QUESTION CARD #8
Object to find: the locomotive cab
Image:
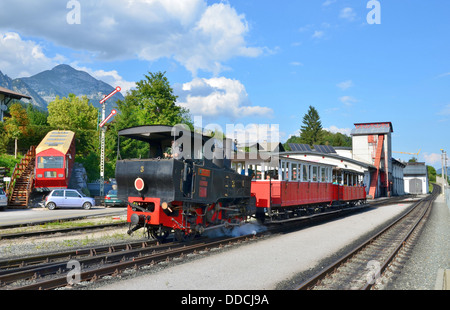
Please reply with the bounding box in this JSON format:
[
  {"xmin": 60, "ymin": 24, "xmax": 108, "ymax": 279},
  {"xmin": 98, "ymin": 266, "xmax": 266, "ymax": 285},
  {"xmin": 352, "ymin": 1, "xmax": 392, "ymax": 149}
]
[{"xmin": 115, "ymin": 125, "xmax": 254, "ymax": 242}]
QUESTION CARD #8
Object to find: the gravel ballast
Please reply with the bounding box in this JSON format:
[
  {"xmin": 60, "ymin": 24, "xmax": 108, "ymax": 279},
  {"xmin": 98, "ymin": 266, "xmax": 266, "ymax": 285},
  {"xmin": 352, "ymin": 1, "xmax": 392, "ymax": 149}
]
[
  {"xmin": 386, "ymin": 194, "xmax": 450, "ymax": 290},
  {"xmin": 97, "ymin": 202, "xmax": 419, "ymax": 290}
]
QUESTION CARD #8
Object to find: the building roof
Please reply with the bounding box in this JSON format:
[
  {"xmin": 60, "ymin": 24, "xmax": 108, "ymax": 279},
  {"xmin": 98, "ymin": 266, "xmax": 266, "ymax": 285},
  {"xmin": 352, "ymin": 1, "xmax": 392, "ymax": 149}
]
[
  {"xmin": 404, "ymin": 162, "xmax": 428, "ymax": 176},
  {"xmin": 351, "ymin": 122, "xmax": 393, "ymax": 136},
  {"xmin": 280, "ymin": 150, "xmax": 376, "ymax": 170},
  {"xmin": 0, "ymin": 86, "xmax": 31, "ymax": 100},
  {"xmin": 404, "ymin": 162, "xmax": 427, "ymax": 175},
  {"xmin": 392, "ymin": 158, "xmax": 407, "ymax": 168},
  {"xmin": 36, "ymin": 130, "xmax": 75, "ymax": 155}
]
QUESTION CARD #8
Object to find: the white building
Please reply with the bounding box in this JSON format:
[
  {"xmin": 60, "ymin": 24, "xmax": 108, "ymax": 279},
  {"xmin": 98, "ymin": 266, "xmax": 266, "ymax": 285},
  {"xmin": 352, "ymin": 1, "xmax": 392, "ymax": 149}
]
[{"xmin": 404, "ymin": 162, "xmax": 429, "ymax": 194}]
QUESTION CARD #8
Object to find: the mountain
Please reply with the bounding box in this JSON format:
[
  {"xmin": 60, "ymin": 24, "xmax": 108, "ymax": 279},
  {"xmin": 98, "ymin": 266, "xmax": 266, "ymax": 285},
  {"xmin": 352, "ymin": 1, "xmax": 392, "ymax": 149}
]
[
  {"xmin": 20, "ymin": 64, "xmax": 124, "ymax": 110},
  {"xmin": 0, "ymin": 70, "xmax": 48, "ymax": 109},
  {"xmin": 0, "ymin": 65, "xmax": 125, "ymax": 113},
  {"xmin": 436, "ymin": 167, "xmax": 450, "ymax": 176}
]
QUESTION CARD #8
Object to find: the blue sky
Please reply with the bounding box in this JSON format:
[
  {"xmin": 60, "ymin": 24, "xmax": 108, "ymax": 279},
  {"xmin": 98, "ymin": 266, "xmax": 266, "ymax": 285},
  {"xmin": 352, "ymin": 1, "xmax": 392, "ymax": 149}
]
[{"xmin": 0, "ymin": 0, "xmax": 449, "ymax": 168}]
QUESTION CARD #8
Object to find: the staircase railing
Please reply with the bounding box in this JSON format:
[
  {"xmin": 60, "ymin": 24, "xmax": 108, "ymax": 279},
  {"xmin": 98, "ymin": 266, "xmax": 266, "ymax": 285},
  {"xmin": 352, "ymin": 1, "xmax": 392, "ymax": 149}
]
[{"xmin": 7, "ymin": 146, "xmax": 36, "ymax": 205}]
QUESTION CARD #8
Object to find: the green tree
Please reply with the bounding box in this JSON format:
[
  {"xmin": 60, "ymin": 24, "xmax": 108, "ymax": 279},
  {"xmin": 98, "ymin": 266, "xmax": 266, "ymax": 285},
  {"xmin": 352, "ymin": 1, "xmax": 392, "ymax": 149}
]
[
  {"xmin": 4, "ymin": 103, "xmax": 30, "ymax": 158},
  {"xmin": 107, "ymin": 71, "xmax": 192, "ymax": 162},
  {"xmin": 408, "ymin": 157, "xmax": 418, "ymax": 163},
  {"xmin": 114, "ymin": 72, "xmax": 191, "ymax": 129},
  {"xmin": 47, "ymin": 94, "xmax": 99, "ymax": 157},
  {"xmin": 26, "ymin": 103, "xmax": 48, "ymax": 126},
  {"xmin": 47, "ymin": 94, "xmax": 97, "ymax": 130},
  {"xmin": 299, "ymin": 106, "xmax": 324, "ymax": 147},
  {"xmin": 427, "ymin": 165, "xmax": 436, "ymax": 183}
]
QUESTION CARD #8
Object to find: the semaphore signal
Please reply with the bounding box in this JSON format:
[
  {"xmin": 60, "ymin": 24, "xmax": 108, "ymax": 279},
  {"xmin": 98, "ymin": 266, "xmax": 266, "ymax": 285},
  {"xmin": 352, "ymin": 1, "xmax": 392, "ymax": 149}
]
[{"xmin": 99, "ymin": 86, "xmax": 121, "ymax": 197}]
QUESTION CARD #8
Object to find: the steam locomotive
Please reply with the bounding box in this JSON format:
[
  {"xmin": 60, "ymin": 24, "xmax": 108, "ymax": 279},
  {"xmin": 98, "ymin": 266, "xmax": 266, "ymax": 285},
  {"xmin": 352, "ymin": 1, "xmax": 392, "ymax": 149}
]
[{"xmin": 115, "ymin": 125, "xmax": 255, "ymax": 242}]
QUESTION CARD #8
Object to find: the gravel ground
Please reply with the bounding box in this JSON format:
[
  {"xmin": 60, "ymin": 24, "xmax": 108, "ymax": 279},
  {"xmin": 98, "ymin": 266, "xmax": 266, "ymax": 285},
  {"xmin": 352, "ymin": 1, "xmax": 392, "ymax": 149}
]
[
  {"xmin": 0, "ymin": 216, "xmax": 146, "ymax": 260},
  {"xmin": 386, "ymin": 194, "xmax": 450, "ymax": 290},
  {"xmin": 95, "ymin": 202, "xmax": 417, "ymax": 290},
  {"xmin": 3, "ymin": 196, "xmax": 445, "ymax": 291}
]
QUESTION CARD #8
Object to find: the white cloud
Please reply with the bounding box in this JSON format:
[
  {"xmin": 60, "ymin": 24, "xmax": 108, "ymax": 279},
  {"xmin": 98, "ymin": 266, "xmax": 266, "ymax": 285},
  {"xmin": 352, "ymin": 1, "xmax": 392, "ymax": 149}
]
[
  {"xmin": 312, "ymin": 30, "xmax": 325, "ymax": 39},
  {"xmin": 176, "ymin": 77, "xmax": 273, "ymax": 120},
  {"xmin": 337, "ymin": 80, "xmax": 354, "ymax": 90},
  {"xmin": 339, "ymin": 7, "xmax": 356, "ymax": 21},
  {"xmin": 230, "ymin": 123, "xmax": 281, "ymax": 145},
  {"xmin": 72, "ymin": 65, "xmax": 136, "ymax": 95},
  {"xmin": 0, "ymin": 0, "xmax": 263, "ymax": 76},
  {"xmin": 423, "ymin": 152, "xmax": 442, "ymax": 165},
  {"xmin": 0, "ymin": 32, "xmax": 65, "ymax": 78},
  {"xmin": 322, "ymin": 0, "xmax": 337, "ymax": 6},
  {"xmin": 325, "ymin": 125, "xmax": 352, "ymax": 136},
  {"xmin": 438, "ymin": 104, "xmax": 450, "ymax": 116},
  {"xmin": 339, "ymin": 96, "xmax": 358, "ymax": 106},
  {"xmin": 437, "ymin": 72, "xmax": 450, "ymax": 78},
  {"xmin": 290, "ymin": 61, "xmax": 303, "ymax": 66}
]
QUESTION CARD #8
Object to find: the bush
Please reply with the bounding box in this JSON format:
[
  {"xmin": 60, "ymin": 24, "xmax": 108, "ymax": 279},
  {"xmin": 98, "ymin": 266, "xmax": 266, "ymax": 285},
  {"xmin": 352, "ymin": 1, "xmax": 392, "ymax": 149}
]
[{"xmin": 0, "ymin": 154, "xmax": 22, "ymax": 176}]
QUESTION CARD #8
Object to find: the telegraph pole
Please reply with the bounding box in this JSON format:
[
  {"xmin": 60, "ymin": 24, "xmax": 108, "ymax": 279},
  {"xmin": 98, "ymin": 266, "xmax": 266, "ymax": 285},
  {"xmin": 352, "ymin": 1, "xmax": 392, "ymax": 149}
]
[
  {"xmin": 99, "ymin": 86, "xmax": 121, "ymax": 197},
  {"xmin": 441, "ymin": 149, "xmax": 446, "ymax": 196}
]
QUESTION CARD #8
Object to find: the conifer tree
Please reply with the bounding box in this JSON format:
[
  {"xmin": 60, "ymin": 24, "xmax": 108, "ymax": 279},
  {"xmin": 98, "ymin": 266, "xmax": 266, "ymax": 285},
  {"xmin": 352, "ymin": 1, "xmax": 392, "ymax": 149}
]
[{"xmin": 299, "ymin": 105, "xmax": 323, "ymax": 147}]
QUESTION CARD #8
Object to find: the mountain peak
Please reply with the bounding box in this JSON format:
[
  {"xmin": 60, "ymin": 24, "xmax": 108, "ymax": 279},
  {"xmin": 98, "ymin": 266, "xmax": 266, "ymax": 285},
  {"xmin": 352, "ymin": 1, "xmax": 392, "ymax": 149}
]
[
  {"xmin": 52, "ymin": 64, "xmax": 77, "ymax": 72},
  {"xmin": 19, "ymin": 65, "xmax": 124, "ymax": 111}
]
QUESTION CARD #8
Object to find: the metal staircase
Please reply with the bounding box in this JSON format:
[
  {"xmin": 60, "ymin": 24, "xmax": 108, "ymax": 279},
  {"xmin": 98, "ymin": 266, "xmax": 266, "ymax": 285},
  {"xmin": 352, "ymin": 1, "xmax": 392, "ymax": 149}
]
[{"xmin": 7, "ymin": 146, "xmax": 36, "ymax": 209}]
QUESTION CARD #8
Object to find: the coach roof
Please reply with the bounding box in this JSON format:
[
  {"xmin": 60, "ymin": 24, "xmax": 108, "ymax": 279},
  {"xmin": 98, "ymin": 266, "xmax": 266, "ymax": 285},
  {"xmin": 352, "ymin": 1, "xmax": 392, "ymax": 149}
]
[{"xmin": 36, "ymin": 130, "xmax": 75, "ymax": 155}]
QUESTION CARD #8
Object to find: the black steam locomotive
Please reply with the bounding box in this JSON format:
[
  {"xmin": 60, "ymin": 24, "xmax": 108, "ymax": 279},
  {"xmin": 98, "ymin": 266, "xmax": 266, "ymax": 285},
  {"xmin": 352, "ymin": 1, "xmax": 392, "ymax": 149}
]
[{"xmin": 115, "ymin": 125, "xmax": 255, "ymax": 241}]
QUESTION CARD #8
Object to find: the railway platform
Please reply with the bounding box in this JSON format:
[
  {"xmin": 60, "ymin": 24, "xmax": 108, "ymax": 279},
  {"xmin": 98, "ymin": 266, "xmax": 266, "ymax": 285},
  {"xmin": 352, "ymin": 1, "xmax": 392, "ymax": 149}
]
[{"xmin": 0, "ymin": 206, "xmax": 126, "ymax": 228}]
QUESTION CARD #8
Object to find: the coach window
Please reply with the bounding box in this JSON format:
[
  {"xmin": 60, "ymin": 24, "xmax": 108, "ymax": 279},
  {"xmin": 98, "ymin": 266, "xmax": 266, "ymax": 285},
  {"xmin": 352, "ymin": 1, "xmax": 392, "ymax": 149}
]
[
  {"xmin": 302, "ymin": 164, "xmax": 309, "ymax": 181},
  {"xmin": 255, "ymin": 164, "xmax": 262, "ymax": 180},
  {"xmin": 320, "ymin": 167, "xmax": 325, "ymax": 182},
  {"xmin": 312, "ymin": 166, "xmax": 318, "ymax": 182},
  {"xmin": 292, "ymin": 163, "xmax": 298, "ymax": 181}
]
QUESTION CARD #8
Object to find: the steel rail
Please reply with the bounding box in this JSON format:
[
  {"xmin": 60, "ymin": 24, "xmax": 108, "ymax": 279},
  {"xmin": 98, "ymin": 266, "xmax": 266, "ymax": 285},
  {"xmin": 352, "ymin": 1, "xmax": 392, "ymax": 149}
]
[
  {"xmin": 295, "ymin": 185, "xmax": 440, "ymax": 290},
  {"xmin": 11, "ymin": 235, "xmax": 254, "ymax": 290}
]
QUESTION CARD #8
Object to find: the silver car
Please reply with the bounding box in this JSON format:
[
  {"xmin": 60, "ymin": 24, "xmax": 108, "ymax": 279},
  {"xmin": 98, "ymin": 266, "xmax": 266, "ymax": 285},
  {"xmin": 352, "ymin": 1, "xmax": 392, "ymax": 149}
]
[
  {"xmin": 0, "ymin": 189, "xmax": 7, "ymax": 210},
  {"xmin": 45, "ymin": 189, "xmax": 95, "ymax": 210}
]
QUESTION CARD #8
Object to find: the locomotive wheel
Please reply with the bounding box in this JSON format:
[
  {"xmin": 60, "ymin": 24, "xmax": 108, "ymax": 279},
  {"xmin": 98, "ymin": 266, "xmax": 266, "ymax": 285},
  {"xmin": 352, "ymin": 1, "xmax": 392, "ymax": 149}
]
[
  {"xmin": 205, "ymin": 203, "xmax": 220, "ymax": 224},
  {"xmin": 148, "ymin": 227, "xmax": 170, "ymax": 242},
  {"xmin": 174, "ymin": 229, "xmax": 196, "ymax": 242}
]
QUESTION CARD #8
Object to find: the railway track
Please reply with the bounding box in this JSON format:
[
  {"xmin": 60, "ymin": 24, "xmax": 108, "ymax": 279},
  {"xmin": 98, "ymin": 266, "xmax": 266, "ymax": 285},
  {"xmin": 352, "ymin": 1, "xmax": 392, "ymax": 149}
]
[
  {"xmin": 295, "ymin": 185, "xmax": 440, "ymax": 290},
  {"xmin": 0, "ymin": 194, "xmax": 423, "ymax": 290},
  {"xmin": 0, "ymin": 234, "xmax": 256, "ymax": 290}
]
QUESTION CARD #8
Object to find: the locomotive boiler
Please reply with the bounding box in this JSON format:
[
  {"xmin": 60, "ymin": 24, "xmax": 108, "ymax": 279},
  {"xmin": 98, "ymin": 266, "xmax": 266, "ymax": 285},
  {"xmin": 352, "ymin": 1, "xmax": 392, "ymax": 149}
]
[{"xmin": 115, "ymin": 125, "xmax": 255, "ymax": 242}]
